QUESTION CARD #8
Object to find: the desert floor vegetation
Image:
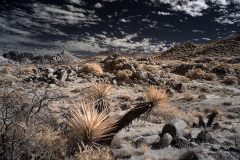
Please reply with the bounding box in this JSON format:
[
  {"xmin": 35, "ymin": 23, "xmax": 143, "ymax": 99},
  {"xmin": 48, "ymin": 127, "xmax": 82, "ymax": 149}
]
[{"xmin": 1, "ymin": 47, "xmax": 240, "ymax": 159}]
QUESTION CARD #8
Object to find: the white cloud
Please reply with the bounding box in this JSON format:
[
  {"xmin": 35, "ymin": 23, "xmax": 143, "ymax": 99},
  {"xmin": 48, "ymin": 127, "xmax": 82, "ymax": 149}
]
[
  {"xmin": 157, "ymin": 12, "xmax": 172, "ymax": 15},
  {"xmin": 192, "ymin": 30, "xmax": 205, "ymax": 33},
  {"xmin": 69, "ymin": 0, "xmax": 86, "ymax": 5},
  {"xmin": 119, "ymin": 18, "xmax": 130, "ymax": 22},
  {"xmin": 210, "ymin": 0, "xmax": 229, "ymax": 5},
  {"xmin": 94, "ymin": 3, "xmax": 103, "ymax": 8},
  {"xmin": 202, "ymin": 38, "xmax": 211, "ymax": 41},
  {"xmin": 147, "ymin": 0, "xmax": 209, "ymax": 17},
  {"xmin": 101, "ymin": 0, "xmax": 117, "ymax": 2}
]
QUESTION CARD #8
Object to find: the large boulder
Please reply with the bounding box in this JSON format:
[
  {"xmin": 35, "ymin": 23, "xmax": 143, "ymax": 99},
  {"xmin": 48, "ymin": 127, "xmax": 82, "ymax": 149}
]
[{"xmin": 162, "ymin": 119, "xmax": 188, "ymax": 138}]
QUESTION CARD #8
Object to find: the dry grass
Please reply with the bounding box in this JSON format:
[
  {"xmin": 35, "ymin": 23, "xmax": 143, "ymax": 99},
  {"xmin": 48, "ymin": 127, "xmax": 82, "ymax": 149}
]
[
  {"xmin": 0, "ymin": 65, "xmax": 14, "ymax": 74},
  {"xmin": 182, "ymin": 90, "xmax": 196, "ymax": 101},
  {"xmin": 67, "ymin": 101, "xmax": 116, "ymax": 146},
  {"xmin": 221, "ymin": 75, "xmax": 237, "ymax": 85},
  {"xmin": 153, "ymin": 106, "xmax": 197, "ymax": 124},
  {"xmin": 74, "ymin": 144, "xmax": 112, "ymax": 160},
  {"xmin": 79, "ymin": 63, "xmax": 103, "ymax": 76},
  {"xmin": 143, "ymin": 86, "xmax": 168, "ymax": 107},
  {"xmin": 0, "ymin": 74, "xmax": 20, "ymax": 83},
  {"xmin": 17, "ymin": 66, "xmax": 34, "ymax": 75},
  {"xmin": 116, "ymin": 69, "xmax": 132, "ymax": 80},
  {"xmin": 204, "ymin": 106, "xmax": 223, "ymax": 116},
  {"xmin": 136, "ymin": 143, "xmax": 150, "ymax": 155}
]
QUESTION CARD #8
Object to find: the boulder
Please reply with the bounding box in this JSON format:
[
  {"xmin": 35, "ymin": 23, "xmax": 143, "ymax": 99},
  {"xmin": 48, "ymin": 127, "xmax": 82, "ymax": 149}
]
[
  {"xmin": 133, "ymin": 135, "xmax": 160, "ymax": 147},
  {"xmin": 162, "ymin": 119, "xmax": 188, "ymax": 138}
]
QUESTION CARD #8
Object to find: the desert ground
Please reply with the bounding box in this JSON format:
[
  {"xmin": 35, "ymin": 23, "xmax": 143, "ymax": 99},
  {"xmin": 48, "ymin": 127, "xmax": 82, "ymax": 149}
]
[{"xmin": 0, "ymin": 34, "xmax": 240, "ymax": 160}]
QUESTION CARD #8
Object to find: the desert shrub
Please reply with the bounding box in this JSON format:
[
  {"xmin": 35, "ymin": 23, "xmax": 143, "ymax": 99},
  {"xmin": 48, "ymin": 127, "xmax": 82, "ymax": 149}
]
[
  {"xmin": 221, "ymin": 75, "xmax": 237, "ymax": 85},
  {"xmin": 186, "ymin": 68, "xmax": 217, "ymax": 81},
  {"xmin": 142, "ymin": 64, "xmax": 156, "ymax": 72},
  {"xmin": 185, "ymin": 68, "xmax": 205, "ymax": 80},
  {"xmin": 67, "ymin": 101, "xmax": 116, "ymax": 147},
  {"xmin": 115, "ymin": 57, "xmax": 128, "ymax": 63},
  {"xmin": 0, "ymin": 86, "xmax": 67, "ymax": 159},
  {"xmin": 87, "ymin": 81, "xmax": 113, "ymax": 112},
  {"xmin": 79, "ymin": 63, "xmax": 103, "ymax": 76},
  {"xmin": 116, "ymin": 69, "xmax": 132, "ymax": 80},
  {"xmin": 130, "ymin": 60, "xmax": 140, "ymax": 69},
  {"xmin": 203, "ymin": 73, "xmax": 217, "ymax": 81}
]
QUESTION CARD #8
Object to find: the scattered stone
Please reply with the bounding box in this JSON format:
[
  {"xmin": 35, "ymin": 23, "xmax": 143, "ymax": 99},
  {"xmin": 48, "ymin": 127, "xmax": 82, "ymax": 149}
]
[
  {"xmin": 166, "ymin": 88, "xmax": 174, "ymax": 97},
  {"xmin": 159, "ymin": 133, "xmax": 173, "ymax": 149},
  {"xmin": 173, "ymin": 83, "xmax": 186, "ymax": 93},
  {"xmin": 49, "ymin": 84, "xmax": 56, "ymax": 88},
  {"xmin": 120, "ymin": 103, "xmax": 131, "ymax": 110},
  {"xmin": 212, "ymin": 123, "xmax": 220, "ymax": 129},
  {"xmin": 60, "ymin": 70, "xmax": 68, "ymax": 82},
  {"xmin": 133, "ymin": 135, "xmax": 160, "ymax": 147},
  {"xmin": 226, "ymin": 134, "xmax": 240, "ymax": 140},
  {"xmin": 124, "ymin": 78, "xmax": 133, "ymax": 84},
  {"xmin": 197, "ymin": 130, "xmax": 212, "ymax": 143}
]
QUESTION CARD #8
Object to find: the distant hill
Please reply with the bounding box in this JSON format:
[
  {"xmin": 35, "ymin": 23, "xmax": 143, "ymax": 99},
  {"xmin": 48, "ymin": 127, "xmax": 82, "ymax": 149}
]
[{"xmin": 157, "ymin": 33, "xmax": 240, "ymax": 60}]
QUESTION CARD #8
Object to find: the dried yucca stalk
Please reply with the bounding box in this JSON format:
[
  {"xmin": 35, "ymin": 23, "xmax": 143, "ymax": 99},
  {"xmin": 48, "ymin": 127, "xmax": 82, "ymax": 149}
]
[
  {"xmin": 67, "ymin": 101, "xmax": 116, "ymax": 146},
  {"xmin": 88, "ymin": 81, "xmax": 113, "ymax": 112}
]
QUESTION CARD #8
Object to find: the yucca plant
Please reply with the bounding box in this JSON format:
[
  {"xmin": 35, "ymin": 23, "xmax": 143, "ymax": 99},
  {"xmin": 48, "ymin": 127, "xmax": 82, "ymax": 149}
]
[
  {"xmin": 143, "ymin": 86, "xmax": 168, "ymax": 112},
  {"xmin": 88, "ymin": 81, "xmax": 113, "ymax": 113},
  {"xmin": 67, "ymin": 101, "xmax": 116, "ymax": 147},
  {"xmin": 104, "ymin": 86, "xmax": 168, "ymax": 144}
]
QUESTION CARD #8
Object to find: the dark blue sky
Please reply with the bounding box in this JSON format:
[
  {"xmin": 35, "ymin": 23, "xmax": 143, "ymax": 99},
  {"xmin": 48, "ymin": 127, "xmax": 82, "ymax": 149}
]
[{"xmin": 0, "ymin": 0, "xmax": 239, "ymax": 55}]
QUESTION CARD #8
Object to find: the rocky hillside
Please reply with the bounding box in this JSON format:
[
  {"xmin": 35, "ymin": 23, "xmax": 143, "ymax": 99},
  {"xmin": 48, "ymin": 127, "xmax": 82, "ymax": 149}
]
[{"xmin": 157, "ymin": 33, "xmax": 240, "ymax": 60}]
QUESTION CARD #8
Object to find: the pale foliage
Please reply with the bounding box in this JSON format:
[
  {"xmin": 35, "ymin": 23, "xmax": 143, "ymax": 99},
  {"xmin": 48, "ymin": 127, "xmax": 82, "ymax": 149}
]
[
  {"xmin": 143, "ymin": 86, "xmax": 168, "ymax": 107},
  {"xmin": 88, "ymin": 81, "xmax": 112, "ymax": 100},
  {"xmin": 80, "ymin": 63, "xmax": 103, "ymax": 76},
  {"xmin": 67, "ymin": 102, "xmax": 116, "ymax": 145}
]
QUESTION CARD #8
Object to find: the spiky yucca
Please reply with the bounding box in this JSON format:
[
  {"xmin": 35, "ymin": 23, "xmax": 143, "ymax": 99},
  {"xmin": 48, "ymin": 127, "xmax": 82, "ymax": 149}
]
[
  {"xmin": 143, "ymin": 86, "xmax": 168, "ymax": 110},
  {"xmin": 103, "ymin": 86, "xmax": 168, "ymax": 145},
  {"xmin": 67, "ymin": 102, "xmax": 116, "ymax": 146},
  {"xmin": 88, "ymin": 81, "xmax": 113, "ymax": 112}
]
